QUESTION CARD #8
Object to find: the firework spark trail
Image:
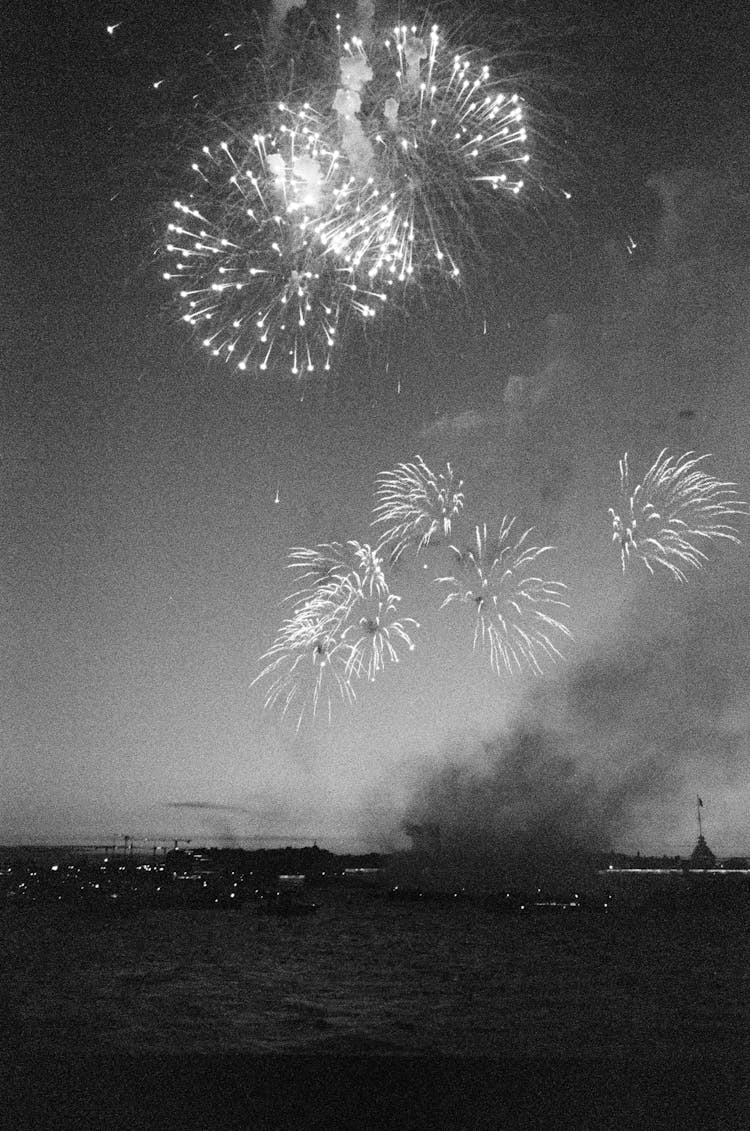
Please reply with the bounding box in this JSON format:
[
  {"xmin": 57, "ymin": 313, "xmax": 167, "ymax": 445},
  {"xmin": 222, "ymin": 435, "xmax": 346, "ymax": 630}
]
[
  {"xmin": 436, "ymin": 518, "xmax": 571, "ymax": 676},
  {"xmin": 318, "ymin": 22, "xmax": 530, "ymax": 288},
  {"xmin": 161, "ymin": 18, "xmax": 541, "ymax": 375},
  {"xmin": 372, "ymin": 456, "xmax": 465, "ymax": 562},
  {"xmin": 251, "ymin": 593, "xmax": 356, "ymax": 729},
  {"xmin": 162, "ymin": 106, "xmax": 388, "ymax": 377},
  {"xmin": 285, "ymin": 540, "xmax": 391, "ymax": 604},
  {"xmin": 254, "ymin": 540, "xmax": 418, "ymax": 725},
  {"xmin": 609, "ymin": 449, "xmax": 748, "ymax": 582},
  {"xmin": 341, "ymin": 589, "xmax": 418, "ymax": 682}
]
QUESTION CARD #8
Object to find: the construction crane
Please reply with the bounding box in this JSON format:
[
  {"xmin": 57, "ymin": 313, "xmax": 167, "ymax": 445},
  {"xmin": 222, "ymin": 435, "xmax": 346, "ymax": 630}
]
[{"xmin": 115, "ymin": 835, "xmax": 191, "ymax": 859}]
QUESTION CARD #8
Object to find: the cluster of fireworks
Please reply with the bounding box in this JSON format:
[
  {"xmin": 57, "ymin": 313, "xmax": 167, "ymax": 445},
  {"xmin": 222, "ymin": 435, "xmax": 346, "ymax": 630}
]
[
  {"xmin": 255, "ymin": 447, "xmax": 747, "ymax": 727},
  {"xmin": 162, "ymin": 6, "xmax": 531, "ymax": 376},
  {"xmin": 254, "ymin": 456, "xmax": 571, "ymax": 726},
  {"xmin": 609, "ymin": 449, "xmax": 748, "ymax": 583}
]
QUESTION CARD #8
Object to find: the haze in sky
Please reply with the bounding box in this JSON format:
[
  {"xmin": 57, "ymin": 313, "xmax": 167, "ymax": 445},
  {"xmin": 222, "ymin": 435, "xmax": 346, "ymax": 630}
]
[{"xmin": 3, "ymin": 0, "xmax": 749, "ymax": 855}]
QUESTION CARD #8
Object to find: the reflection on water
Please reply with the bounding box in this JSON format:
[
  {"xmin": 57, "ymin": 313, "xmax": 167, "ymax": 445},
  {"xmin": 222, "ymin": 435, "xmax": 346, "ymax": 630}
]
[{"xmin": 2, "ymin": 888, "xmax": 748, "ymax": 1058}]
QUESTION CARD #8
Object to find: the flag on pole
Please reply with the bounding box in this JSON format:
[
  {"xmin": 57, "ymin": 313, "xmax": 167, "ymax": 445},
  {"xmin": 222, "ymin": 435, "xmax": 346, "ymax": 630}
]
[{"xmin": 697, "ymin": 796, "xmax": 703, "ymax": 807}]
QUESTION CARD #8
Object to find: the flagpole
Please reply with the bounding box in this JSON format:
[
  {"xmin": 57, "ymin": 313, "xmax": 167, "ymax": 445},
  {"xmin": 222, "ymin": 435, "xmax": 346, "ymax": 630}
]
[{"xmin": 697, "ymin": 795, "xmax": 703, "ymax": 840}]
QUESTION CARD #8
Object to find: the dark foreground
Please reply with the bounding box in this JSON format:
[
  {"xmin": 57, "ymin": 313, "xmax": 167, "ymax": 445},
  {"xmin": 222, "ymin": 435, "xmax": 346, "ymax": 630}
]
[
  {"xmin": 5, "ymin": 1048, "xmax": 750, "ymax": 1130},
  {"xmin": 2, "ymin": 889, "xmax": 750, "ymax": 1128}
]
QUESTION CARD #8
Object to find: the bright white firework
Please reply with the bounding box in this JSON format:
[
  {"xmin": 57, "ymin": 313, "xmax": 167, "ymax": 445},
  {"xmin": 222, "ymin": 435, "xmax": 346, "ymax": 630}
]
[
  {"xmin": 286, "ymin": 539, "xmax": 390, "ymax": 603},
  {"xmin": 251, "ymin": 591, "xmax": 356, "ymax": 729},
  {"xmin": 340, "ymin": 587, "xmax": 418, "ymax": 682},
  {"xmin": 286, "ymin": 542, "xmax": 418, "ymax": 682},
  {"xmin": 162, "ymin": 105, "xmax": 388, "ymax": 377},
  {"xmin": 315, "ymin": 24, "xmax": 530, "ymax": 288},
  {"xmin": 254, "ymin": 539, "xmax": 418, "ymax": 725},
  {"xmin": 436, "ymin": 518, "xmax": 571, "ymax": 676},
  {"xmin": 609, "ymin": 449, "xmax": 748, "ymax": 583},
  {"xmin": 372, "ymin": 456, "xmax": 465, "ymax": 562}
]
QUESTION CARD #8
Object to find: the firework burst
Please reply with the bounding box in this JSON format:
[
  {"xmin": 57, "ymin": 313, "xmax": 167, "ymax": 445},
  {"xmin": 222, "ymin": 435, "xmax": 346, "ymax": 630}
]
[
  {"xmin": 162, "ymin": 104, "xmax": 389, "ymax": 377},
  {"xmin": 437, "ymin": 518, "xmax": 571, "ymax": 676},
  {"xmin": 251, "ymin": 594, "xmax": 356, "ymax": 728},
  {"xmin": 372, "ymin": 456, "xmax": 465, "ymax": 562},
  {"xmin": 316, "ymin": 23, "xmax": 530, "ymax": 288},
  {"xmin": 286, "ymin": 539, "xmax": 390, "ymax": 602},
  {"xmin": 609, "ymin": 449, "xmax": 748, "ymax": 582},
  {"xmin": 254, "ymin": 539, "xmax": 418, "ymax": 725}
]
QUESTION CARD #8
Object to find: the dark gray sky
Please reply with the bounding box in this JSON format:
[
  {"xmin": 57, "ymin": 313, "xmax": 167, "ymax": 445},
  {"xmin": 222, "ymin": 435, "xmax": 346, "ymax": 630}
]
[{"xmin": 3, "ymin": 0, "xmax": 749, "ymax": 852}]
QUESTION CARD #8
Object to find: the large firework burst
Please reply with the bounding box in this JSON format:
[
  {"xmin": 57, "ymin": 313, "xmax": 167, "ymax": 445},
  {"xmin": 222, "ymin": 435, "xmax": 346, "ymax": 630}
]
[
  {"xmin": 162, "ymin": 105, "xmax": 389, "ymax": 377},
  {"xmin": 317, "ymin": 23, "xmax": 530, "ymax": 289},
  {"xmin": 609, "ymin": 449, "xmax": 748, "ymax": 582},
  {"xmin": 372, "ymin": 455, "xmax": 465, "ymax": 562},
  {"xmin": 436, "ymin": 518, "xmax": 571, "ymax": 676}
]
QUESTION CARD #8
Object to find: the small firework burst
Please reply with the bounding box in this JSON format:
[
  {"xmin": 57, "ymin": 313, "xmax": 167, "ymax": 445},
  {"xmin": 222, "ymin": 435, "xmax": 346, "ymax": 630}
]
[
  {"xmin": 317, "ymin": 23, "xmax": 530, "ymax": 288},
  {"xmin": 372, "ymin": 456, "xmax": 465, "ymax": 562},
  {"xmin": 254, "ymin": 539, "xmax": 418, "ymax": 725},
  {"xmin": 609, "ymin": 449, "xmax": 748, "ymax": 582},
  {"xmin": 162, "ymin": 104, "xmax": 388, "ymax": 377},
  {"xmin": 340, "ymin": 588, "xmax": 418, "ymax": 682},
  {"xmin": 437, "ymin": 518, "xmax": 571, "ymax": 676},
  {"xmin": 251, "ymin": 593, "xmax": 356, "ymax": 729}
]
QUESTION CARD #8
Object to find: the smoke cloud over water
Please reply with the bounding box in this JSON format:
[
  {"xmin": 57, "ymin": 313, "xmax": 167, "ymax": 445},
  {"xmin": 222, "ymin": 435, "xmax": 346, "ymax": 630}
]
[
  {"xmin": 398, "ymin": 554, "xmax": 750, "ymax": 889},
  {"xmin": 392, "ymin": 168, "xmax": 750, "ymax": 885}
]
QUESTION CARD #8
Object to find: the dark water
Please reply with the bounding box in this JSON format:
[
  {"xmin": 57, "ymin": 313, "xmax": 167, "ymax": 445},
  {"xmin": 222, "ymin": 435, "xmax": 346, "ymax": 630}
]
[{"xmin": 3, "ymin": 891, "xmax": 750, "ymax": 1127}]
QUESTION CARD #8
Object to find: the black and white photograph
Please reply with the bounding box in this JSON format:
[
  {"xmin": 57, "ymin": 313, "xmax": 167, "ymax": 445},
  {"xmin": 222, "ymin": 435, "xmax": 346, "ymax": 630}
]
[{"xmin": 3, "ymin": 0, "xmax": 750, "ymax": 1126}]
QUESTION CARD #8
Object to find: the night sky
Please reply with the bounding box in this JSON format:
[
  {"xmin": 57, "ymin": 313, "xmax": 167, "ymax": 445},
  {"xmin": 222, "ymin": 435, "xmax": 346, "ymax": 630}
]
[{"xmin": 3, "ymin": 0, "xmax": 749, "ymax": 855}]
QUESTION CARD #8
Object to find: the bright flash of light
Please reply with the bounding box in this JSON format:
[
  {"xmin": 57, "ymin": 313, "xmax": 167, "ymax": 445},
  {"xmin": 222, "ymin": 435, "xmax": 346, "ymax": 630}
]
[
  {"xmin": 253, "ymin": 540, "xmax": 418, "ymax": 726},
  {"xmin": 162, "ymin": 106, "xmax": 388, "ymax": 377},
  {"xmin": 609, "ymin": 449, "xmax": 748, "ymax": 583},
  {"xmin": 436, "ymin": 518, "xmax": 571, "ymax": 676},
  {"xmin": 372, "ymin": 455, "xmax": 464, "ymax": 562},
  {"xmin": 320, "ymin": 23, "xmax": 530, "ymax": 288}
]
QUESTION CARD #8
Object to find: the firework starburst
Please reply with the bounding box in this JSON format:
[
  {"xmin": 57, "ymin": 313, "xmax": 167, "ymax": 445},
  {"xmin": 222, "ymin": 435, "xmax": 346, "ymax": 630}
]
[
  {"xmin": 609, "ymin": 449, "xmax": 747, "ymax": 582},
  {"xmin": 162, "ymin": 106, "xmax": 388, "ymax": 377},
  {"xmin": 318, "ymin": 23, "xmax": 530, "ymax": 289},
  {"xmin": 437, "ymin": 518, "xmax": 571, "ymax": 675},
  {"xmin": 251, "ymin": 594, "xmax": 356, "ymax": 728},
  {"xmin": 254, "ymin": 539, "xmax": 417, "ymax": 725},
  {"xmin": 372, "ymin": 456, "xmax": 465, "ymax": 562}
]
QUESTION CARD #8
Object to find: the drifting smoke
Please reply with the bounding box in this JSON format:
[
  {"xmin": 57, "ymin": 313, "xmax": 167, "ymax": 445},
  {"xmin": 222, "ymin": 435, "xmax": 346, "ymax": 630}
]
[
  {"xmin": 402, "ymin": 721, "xmax": 662, "ymax": 894},
  {"xmin": 400, "ymin": 562, "xmax": 750, "ymax": 892}
]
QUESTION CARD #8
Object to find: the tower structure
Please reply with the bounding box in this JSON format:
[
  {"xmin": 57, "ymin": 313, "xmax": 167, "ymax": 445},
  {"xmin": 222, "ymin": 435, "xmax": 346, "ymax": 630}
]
[{"xmin": 688, "ymin": 795, "xmax": 717, "ymax": 869}]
